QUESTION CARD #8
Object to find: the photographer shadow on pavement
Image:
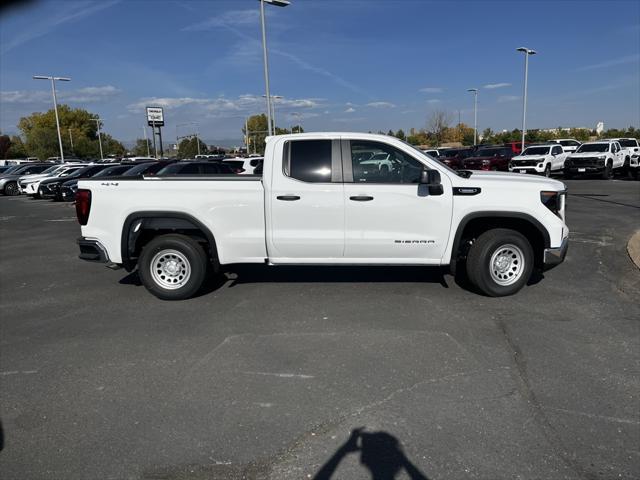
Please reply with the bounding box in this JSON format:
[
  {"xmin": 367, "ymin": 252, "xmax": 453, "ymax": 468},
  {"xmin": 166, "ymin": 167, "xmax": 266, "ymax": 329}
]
[{"xmin": 313, "ymin": 428, "xmax": 429, "ymax": 480}]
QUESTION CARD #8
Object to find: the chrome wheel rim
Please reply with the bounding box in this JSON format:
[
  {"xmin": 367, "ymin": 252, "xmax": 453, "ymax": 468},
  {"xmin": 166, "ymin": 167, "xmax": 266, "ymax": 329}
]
[
  {"xmin": 150, "ymin": 249, "xmax": 191, "ymax": 290},
  {"xmin": 489, "ymin": 244, "xmax": 525, "ymax": 286}
]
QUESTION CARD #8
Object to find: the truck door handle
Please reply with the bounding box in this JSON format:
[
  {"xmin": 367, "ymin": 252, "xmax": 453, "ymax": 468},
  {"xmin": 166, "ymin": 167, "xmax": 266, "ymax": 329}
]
[
  {"xmin": 349, "ymin": 195, "xmax": 374, "ymax": 201},
  {"xmin": 276, "ymin": 195, "xmax": 300, "ymax": 201}
]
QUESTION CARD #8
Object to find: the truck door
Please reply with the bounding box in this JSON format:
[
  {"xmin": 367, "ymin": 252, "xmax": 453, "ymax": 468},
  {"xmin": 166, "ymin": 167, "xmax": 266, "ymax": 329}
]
[
  {"xmin": 342, "ymin": 139, "xmax": 453, "ymax": 264},
  {"xmin": 267, "ymin": 138, "xmax": 345, "ymax": 261}
]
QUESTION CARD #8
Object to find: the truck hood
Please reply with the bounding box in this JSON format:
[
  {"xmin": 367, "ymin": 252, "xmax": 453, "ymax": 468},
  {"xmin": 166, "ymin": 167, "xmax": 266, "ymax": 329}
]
[
  {"xmin": 457, "ymin": 170, "xmax": 565, "ymax": 190},
  {"xmin": 19, "ymin": 173, "xmax": 53, "ymax": 182},
  {"xmin": 569, "ymin": 152, "xmax": 607, "ymax": 159}
]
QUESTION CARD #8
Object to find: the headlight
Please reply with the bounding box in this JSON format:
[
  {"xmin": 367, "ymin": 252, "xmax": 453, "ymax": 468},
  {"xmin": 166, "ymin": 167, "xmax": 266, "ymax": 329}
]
[
  {"xmin": 541, "ymin": 191, "xmax": 562, "ymax": 218},
  {"xmin": 597, "ymin": 155, "xmax": 606, "ymax": 160},
  {"xmin": 482, "ymin": 159, "xmax": 490, "ymax": 166}
]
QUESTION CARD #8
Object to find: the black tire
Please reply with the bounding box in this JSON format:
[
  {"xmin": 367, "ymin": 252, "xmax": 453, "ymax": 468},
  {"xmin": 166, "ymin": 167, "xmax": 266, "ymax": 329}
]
[
  {"xmin": 466, "ymin": 228, "xmax": 534, "ymax": 297},
  {"xmin": 3, "ymin": 182, "xmax": 19, "ymax": 196},
  {"xmin": 544, "ymin": 164, "xmax": 551, "ymax": 177},
  {"xmin": 138, "ymin": 234, "xmax": 208, "ymax": 300},
  {"xmin": 601, "ymin": 161, "xmax": 612, "ymax": 180}
]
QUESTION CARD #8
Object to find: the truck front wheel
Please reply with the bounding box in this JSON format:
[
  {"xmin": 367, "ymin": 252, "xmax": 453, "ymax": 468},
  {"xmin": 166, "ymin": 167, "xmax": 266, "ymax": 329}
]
[
  {"xmin": 138, "ymin": 234, "xmax": 207, "ymax": 300},
  {"xmin": 466, "ymin": 228, "xmax": 534, "ymax": 297}
]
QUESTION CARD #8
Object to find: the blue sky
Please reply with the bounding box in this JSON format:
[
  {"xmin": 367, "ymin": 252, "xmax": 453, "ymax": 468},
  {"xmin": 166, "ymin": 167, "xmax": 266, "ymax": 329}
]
[{"xmin": 1, "ymin": 0, "xmax": 639, "ymax": 145}]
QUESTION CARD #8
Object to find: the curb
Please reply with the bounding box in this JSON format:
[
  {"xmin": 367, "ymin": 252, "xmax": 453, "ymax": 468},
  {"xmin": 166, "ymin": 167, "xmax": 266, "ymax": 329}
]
[{"xmin": 627, "ymin": 230, "xmax": 640, "ymax": 270}]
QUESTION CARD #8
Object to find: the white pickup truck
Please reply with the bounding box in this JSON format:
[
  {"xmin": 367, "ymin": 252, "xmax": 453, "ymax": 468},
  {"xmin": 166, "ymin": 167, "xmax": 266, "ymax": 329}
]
[
  {"xmin": 508, "ymin": 144, "xmax": 567, "ymax": 176},
  {"xmin": 76, "ymin": 133, "xmax": 569, "ymax": 299}
]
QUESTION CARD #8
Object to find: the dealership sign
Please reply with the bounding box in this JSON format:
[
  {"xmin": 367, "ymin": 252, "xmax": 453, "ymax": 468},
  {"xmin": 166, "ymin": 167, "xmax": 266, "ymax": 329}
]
[{"xmin": 146, "ymin": 107, "xmax": 164, "ymax": 127}]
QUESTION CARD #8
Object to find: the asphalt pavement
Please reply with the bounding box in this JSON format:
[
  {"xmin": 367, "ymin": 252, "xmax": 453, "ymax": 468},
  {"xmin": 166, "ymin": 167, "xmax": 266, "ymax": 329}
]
[{"xmin": 0, "ymin": 179, "xmax": 638, "ymax": 480}]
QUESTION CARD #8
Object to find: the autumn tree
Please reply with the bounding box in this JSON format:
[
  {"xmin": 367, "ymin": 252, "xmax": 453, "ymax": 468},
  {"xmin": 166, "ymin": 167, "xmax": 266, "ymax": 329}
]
[{"xmin": 243, "ymin": 114, "xmax": 269, "ymax": 155}]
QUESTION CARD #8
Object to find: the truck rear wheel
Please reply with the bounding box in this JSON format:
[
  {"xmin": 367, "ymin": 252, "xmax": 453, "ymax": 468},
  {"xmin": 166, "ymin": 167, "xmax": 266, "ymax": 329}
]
[
  {"xmin": 466, "ymin": 228, "xmax": 534, "ymax": 297},
  {"xmin": 138, "ymin": 234, "xmax": 207, "ymax": 300},
  {"xmin": 601, "ymin": 161, "xmax": 612, "ymax": 180}
]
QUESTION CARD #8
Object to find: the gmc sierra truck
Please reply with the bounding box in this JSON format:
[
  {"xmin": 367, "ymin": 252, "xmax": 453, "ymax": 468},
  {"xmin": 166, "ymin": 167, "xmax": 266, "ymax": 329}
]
[{"xmin": 76, "ymin": 132, "xmax": 569, "ymax": 300}]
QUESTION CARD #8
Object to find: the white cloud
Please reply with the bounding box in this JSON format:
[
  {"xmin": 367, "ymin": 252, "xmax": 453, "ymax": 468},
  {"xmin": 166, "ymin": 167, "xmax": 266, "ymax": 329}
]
[
  {"xmin": 498, "ymin": 95, "xmax": 520, "ymax": 103},
  {"xmin": 576, "ymin": 54, "xmax": 640, "ymax": 71},
  {"xmin": 0, "ymin": 85, "xmax": 121, "ymax": 104},
  {"xmin": 182, "ymin": 9, "xmax": 260, "ymax": 31},
  {"xmin": 366, "ymin": 101, "xmax": 395, "ymax": 108},
  {"xmin": 427, "ymin": 99, "xmax": 441, "ymax": 104},
  {"xmin": 127, "ymin": 94, "xmax": 322, "ymax": 118},
  {"xmin": 483, "ymin": 83, "xmax": 511, "ymax": 89},
  {"xmin": 419, "ymin": 87, "xmax": 443, "ymax": 93},
  {"xmin": 345, "ymin": 107, "xmax": 356, "ymax": 113}
]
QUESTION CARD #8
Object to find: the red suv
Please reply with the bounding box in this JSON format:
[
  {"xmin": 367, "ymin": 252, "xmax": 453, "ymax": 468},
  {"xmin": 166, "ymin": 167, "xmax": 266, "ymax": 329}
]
[
  {"xmin": 437, "ymin": 148, "xmax": 473, "ymax": 170},
  {"xmin": 462, "ymin": 145, "xmax": 517, "ymax": 171}
]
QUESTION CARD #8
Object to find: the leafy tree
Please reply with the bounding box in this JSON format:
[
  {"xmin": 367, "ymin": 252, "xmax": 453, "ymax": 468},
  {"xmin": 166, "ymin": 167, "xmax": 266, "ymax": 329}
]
[
  {"xmin": 386, "ymin": 129, "xmax": 394, "ymax": 136},
  {"xmin": 16, "ymin": 105, "xmax": 126, "ymax": 160},
  {"xmin": 0, "ymin": 135, "xmax": 10, "ymax": 159},
  {"xmin": 177, "ymin": 137, "xmax": 208, "ymax": 159},
  {"xmin": 395, "ymin": 129, "xmax": 406, "ymax": 141},
  {"xmin": 243, "ymin": 114, "xmax": 269, "ymax": 155},
  {"xmin": 132, "ymin": 138, "xmax": 151, "ymax": 156},
  {"xmin": 6, "ymin": 135, "xmax": 27, "ymax": 158}
]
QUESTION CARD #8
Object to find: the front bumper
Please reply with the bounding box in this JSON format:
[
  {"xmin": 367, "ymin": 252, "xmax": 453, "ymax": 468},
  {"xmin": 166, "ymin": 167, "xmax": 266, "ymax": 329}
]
[
  {"xmin": 77, "ymin": 237, "xmax": 110, "ymax": 263},
  {"xmin": 543, "ymin": 236, "xmax": 569, "ymax": 270}
]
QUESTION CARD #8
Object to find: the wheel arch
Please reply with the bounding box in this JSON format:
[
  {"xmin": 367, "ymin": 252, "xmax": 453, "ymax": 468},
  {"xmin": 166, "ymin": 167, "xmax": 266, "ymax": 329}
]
[
  {"xmin": 120, "ymin": 211, "xmax": 219, "ymax": 272},
  {"xmin": 449, "ymin": 211, "xmax": 550, "ymax": 273}
]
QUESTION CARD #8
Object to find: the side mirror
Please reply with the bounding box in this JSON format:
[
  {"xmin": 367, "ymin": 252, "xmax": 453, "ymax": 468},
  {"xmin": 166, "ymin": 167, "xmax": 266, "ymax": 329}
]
[
  {"xmin": 420, "ymin": 168, "xmax": 440, "ymax": 185},
  {"xmin": 419, "ymin": 169, "xmax": 443, "ymax": 195}
]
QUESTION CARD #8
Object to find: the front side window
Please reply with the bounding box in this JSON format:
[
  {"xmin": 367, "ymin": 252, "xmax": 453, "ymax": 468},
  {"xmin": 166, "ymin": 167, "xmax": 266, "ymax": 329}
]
[
  {"xmin": 552, "ymin": 146, "xmax": 563, "ymax": 155},
  {"xmin": 351, "ymin": 140, "xmax": 424, "ymax": 184},
  {"xmin": 286, "ymin": 140, "xmax": 332, "ymax": 183}
]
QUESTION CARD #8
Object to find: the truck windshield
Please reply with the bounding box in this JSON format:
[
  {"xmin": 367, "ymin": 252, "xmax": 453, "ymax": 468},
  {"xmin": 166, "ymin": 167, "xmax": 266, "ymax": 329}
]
[
  {"xmin": 521, "ymin": 147, "xmax": 550, "ymax": 156},
  {"xmin": 618, "ymin": 139, "xmax": 638, "ymax": 148},
  {"xmin": 576, "ymin": 144, "xmax": 608, "ymax": 153}
]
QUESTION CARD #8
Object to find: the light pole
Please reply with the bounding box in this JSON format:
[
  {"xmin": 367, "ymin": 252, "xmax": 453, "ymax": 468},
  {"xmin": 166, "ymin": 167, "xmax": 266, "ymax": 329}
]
[
  {"xmin": 143, "ymin": 126, "xmax": 150, "ymax": 156},
  {"xmin": 259, "ymin": 0, "xmax": 290, "ymax": 136},
  {"xmin": 91, "ymin": 117, "xmax": 104, "ymax": 160},
  {"xmin": 291, "ymin": 112, "xmax": 302, "ymax": 133},
  {"xmin": 262, "ymin": 94, "xmax": 282, "ymax": 133},
  {"xmin": 517, "ymin": 47, "xmax": 536, "ymax": 150},
  {"xmin": 33, "ymin": 75, "xmax": 70, "ymax": 161},
  {"xmin": 467, "ymin": 88, "xmax": 478, "ymax": 145}
]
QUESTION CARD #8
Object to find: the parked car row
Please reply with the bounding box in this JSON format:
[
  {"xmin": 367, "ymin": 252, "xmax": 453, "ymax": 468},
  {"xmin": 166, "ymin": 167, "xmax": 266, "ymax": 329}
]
[
  {"xmin": 0, "ymin": 156, "xmax": 265, "ymax": 200},
  {"xmin": 425, "ymin": 138, "xmax": 639, "ymax": 179}
]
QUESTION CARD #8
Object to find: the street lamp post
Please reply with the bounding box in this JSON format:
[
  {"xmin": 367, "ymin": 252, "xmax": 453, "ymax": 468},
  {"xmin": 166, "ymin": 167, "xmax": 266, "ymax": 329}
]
[
  {"xmin": 91, "ymin": 117, "xmax": 104, "ymax": 160},
  {"xmin": 517, "ymin": 47, "xmax": 536, "ymax": 151},
  {"xmin": 143, "ymin": 126, "xmax": 150, "ymax": 156},
  {"xmin": 33, "ymin": 75, "xmax": 70, "ymax": 161},
  {"xmin": 262, "ymin": 94, "xmax": 282, "ymax": 133},
  {"xmin": 259, "ymin": 0, "xmax": 290, "ymax": 136},
  {"xmin": 467, "ymin": 88, "xmax": 478, "ymax": 145}
]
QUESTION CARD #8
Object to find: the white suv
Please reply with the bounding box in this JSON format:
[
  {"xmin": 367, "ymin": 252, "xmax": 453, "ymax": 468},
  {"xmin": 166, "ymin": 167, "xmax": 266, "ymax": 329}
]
[{"xmin": 509, "ymin": 144, "xmax": 567, "ymax": 177}]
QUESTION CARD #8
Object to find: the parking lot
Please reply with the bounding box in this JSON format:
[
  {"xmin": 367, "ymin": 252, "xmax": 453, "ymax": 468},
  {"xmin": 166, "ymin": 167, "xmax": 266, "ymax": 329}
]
[{"xmin": 0, "ymin": 179, "xmax": 638, "ymax": 479}]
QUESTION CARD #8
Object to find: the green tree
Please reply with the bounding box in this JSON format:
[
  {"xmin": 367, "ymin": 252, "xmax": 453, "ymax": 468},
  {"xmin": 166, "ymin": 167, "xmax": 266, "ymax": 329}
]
[
  {"xmin": 395, "ymin": 129, "xmax": 406, "ymax": 141},
  {"xmin": 243, "ymin": 114, "xmax": 269, "ymax": 155},
  {"xmin": 0, "ymin": 135, "xmax": 10, "ymax": 159},
  {"xmin": 6, "ymin": 135, "xmax": 27, "ymax": 158},
  {"xmin": 17, "ymin": 105, "xmax": 125, "ymax": 160},
  {"xmin": 132, "ymin": 138, "xmax": 151, "ymax": 156},
  {"xmin": 177, "ymin": 137, "xmax": 208, "ymax": 159}
]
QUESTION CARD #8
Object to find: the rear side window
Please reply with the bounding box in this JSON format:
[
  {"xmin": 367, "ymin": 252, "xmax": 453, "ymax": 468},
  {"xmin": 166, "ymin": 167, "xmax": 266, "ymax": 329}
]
[
  {"xmin": 181, "ymin": 164, "xmax": 200, "ymax": 174},
  {"xmin": 285, "ymin": 140, "xmax": 332, "ymax": 182},
  {"xmin": 552, "ymin": 146, "xmax": 563, "ymax": 155}
]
